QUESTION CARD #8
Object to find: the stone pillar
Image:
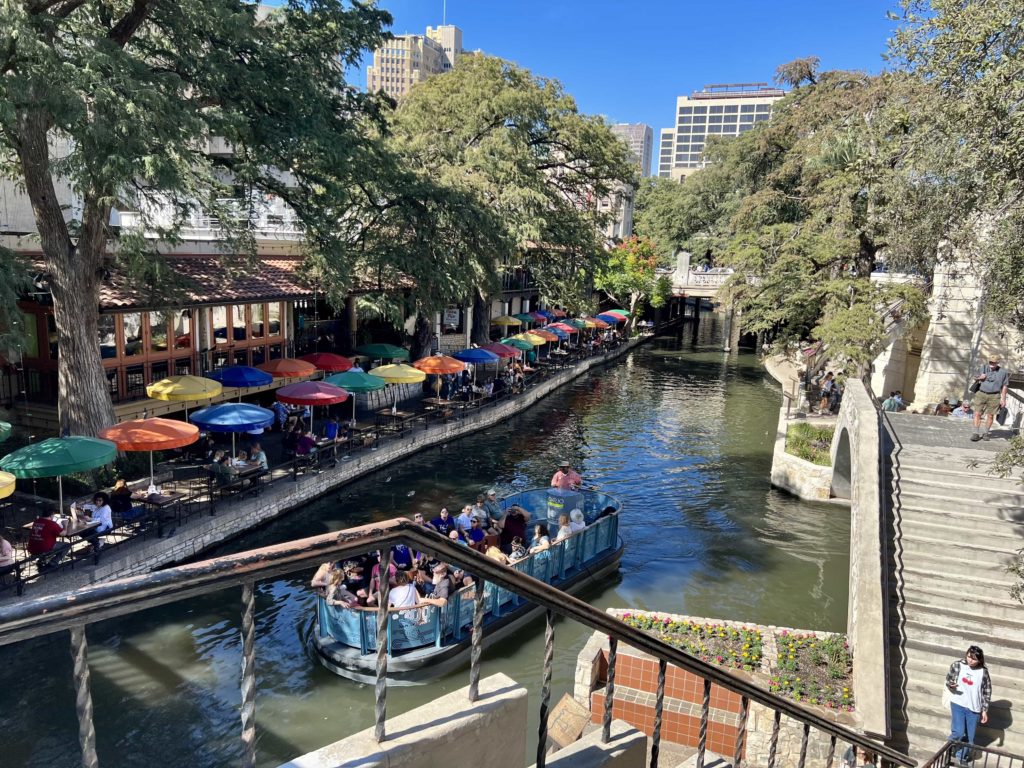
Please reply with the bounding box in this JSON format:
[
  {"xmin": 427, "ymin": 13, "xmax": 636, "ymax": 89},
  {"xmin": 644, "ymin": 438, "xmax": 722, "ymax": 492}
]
[{"xmin": 722, "ymin": 304, "xmax": 734, "ymax": 353}]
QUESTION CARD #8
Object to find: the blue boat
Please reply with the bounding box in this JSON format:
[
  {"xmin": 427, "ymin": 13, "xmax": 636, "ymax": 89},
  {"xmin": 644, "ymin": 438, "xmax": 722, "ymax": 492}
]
[{"xmin": 313, "ymin": 487, "xmax": 624, "ymax": 683}]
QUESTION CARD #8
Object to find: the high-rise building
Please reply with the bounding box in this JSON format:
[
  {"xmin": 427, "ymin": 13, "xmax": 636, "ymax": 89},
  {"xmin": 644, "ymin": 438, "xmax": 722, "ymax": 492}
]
[
  {"xmin": 660, "ymin": 83, "xmax": 785, "ymax": 181},
  {"xmin": 366, "ymin": 25, "xmax": 463, "ymax": 99},
  {"xmin": 610, "ymin": 123, "xmax": 654, "ymax": 178},
  {"xmin": 657, "ymin": 127, "xmax": 674, "ymax": 178}
]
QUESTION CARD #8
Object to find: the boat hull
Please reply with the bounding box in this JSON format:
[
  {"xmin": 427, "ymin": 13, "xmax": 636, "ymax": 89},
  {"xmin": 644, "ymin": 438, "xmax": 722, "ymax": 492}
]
[{"xmin": 313, "ymin": 541, "xmax": 624, "ymax": 685}]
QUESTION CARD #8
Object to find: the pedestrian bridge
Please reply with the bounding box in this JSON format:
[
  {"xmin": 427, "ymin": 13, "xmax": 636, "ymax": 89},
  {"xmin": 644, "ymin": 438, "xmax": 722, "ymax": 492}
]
[{"xmin": 666, "ymin": 251, "xmax": 734, "ymax": 299}]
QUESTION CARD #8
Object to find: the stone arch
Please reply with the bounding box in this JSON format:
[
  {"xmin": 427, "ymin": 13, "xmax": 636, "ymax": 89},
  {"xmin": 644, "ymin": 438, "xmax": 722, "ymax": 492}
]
[{"xmin": 831, "ymin": 427, "xmax": 852, "ymax": 500}]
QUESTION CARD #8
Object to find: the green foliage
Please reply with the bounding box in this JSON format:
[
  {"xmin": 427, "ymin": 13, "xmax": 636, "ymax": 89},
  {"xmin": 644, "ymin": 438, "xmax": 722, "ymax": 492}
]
[
  {"xmin": 594, "ymin": 236, "xmax": 665, "ymax": 321},
  {"xmin": 622, "ymin": 613, "xmax": 763, "ymax": 672},
  {"xmin": 785, "ymin": 422, "xmax": 835, "ymax": 466},
  {"xmin": 771, "ymin": 631, "xmax": 854, "ymax": 711}
]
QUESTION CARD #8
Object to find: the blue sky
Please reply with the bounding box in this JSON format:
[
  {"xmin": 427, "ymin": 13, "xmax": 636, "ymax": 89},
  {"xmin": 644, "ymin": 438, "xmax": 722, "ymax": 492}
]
[{"xmin": 358, "ymin": 0, "xmax": 901, "ymax": 137}]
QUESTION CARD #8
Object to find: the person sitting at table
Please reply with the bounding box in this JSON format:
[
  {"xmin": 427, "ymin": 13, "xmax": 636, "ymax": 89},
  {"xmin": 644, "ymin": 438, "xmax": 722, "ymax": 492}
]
[
  {"xmin": 232, "ymin": 450, "xmax": 249, "ymax": 467},
  {"xmin": 323, "ymin": 416, "xmax": 340, "ymax": 441},
  {"xmin": 108, "ymin": 478, "xmax": 134, "ymax": 517},
  {"xmin": 211, "ymin": 454, "xmax": 241, "ymax": 486},
  {"xmin": 79, "ymin": 492, "xmax": 114, "ymax": 546},
  {"xmin": 27, "ymin": 508, "xmax": 65, "ymax": 557},
  {"xmin": 0, "ymin": 532, "xmax": 16, "ymax": 573},
  {"xmin": 248, "ymin": 442, "xmax": 268, "ymax": 472},
  {"xmin": 295, "ymin": 429, "xmax": 317, "ymax": 457}
]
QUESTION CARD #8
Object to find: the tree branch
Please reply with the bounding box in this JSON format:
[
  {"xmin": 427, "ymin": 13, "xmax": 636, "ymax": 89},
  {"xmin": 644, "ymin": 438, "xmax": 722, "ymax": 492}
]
[{"xmin": 109, "ymin": 0, "xmax": 155, "ymax": 48}]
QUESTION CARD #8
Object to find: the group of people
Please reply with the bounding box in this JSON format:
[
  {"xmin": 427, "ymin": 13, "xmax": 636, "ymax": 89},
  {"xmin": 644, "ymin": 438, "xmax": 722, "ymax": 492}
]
[
  {"xmin": 208, "ymin": 442, "xmax": 267, "ymax": 486},
  {"xmin": 811, "ymin": 371, "xmax": 844, "ymax": 415}
]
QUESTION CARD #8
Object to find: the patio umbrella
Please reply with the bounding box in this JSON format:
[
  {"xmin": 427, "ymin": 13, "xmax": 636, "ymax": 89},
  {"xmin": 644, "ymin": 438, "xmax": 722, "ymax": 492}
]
[
  {"xmin": 490, "ymin": 315, "xmax": 522, "ymax": 327},
  {"xmin": 276, "ymin": 381, "xmax": 349, "ymax": 434},
  {"xmin": 0, "ymin": 436, "xmax": 117, "ymax": 512},
  {"xmin": 585, "ymin": 317, "xmax": 611, "ymax": 329},
  {"xmin": 299, "ymin": 352, "xmax": 354, "ymax": 373},
  {"xmin": 606, "ymin": 309, "xmax": 630, "ymax": 317},
  {"xmin": 551, "ymin": 309, "xmax": 567, "ymax": 318},
  {"xmin": 530, "ymin": 312, "xmax": 548, "ymax": 323},
  {"xmin": 452, "ymin": 348, "xmax": 499, "ymax": 364},
  {"xmin": 500, "ymin": 337, "xmax": 534, "ymax": 351},
  {"xmin": 99, "ymin": 418, "xmax": 200, "ymax": 488},
  {"xmin": 256, "ymin": 358, "xmax": 318, "ymax": 378},
  {"xmin": 325, "ymin": 370, "xmax": 387, "ymax": 422},
  {"xmin": 512, "ymin": 332, "xmax": 547, "ymax": 346},
  {"xmin": 0, "ymin": 421, "xmax": 11, "ymax": 443},
  {"xmin": 480, "ymin": 342, "xmax": 520, "ymax": 359},
  {"xmin": 190, "ymin": 403, "xmax": 276, "ymax": 458},
  {"xmin": 542, "ymin": 325, "xmax": 569, "ymax": 340},
  {"xmin": 369, "ymin": 364, "xmax": 427, "ymax": 411},
  {"xmin": 0, "ymin": 471, "xmax": 15, "ymax": 500},
  {"xmin": 412, "ymin": 355, "xmax": 466, "ymax": 375},
  {"xmin": 147, "ymin": 375, "xmax": 222, "ymax": 402},
  {"xmin": 355, "ymin": 343, "xmax": 409, "ymax": 361},
  {"xmin": 512, "ymin": 313, "xmax": 535, "ymax": 324},
  {"xmin": 206, "ymin": 366, "xmax": 274, "ymax": 389},
  {"xmin": 563, "ymin": 319, "xmax": 586, "ymax": 329},
  {"xmin": 532, "ymin": 329, "xmax": 560, "ymax": 342},
  {"xmin": 597, "ymin": 313, "xmax": 626, "ymax": 325}
]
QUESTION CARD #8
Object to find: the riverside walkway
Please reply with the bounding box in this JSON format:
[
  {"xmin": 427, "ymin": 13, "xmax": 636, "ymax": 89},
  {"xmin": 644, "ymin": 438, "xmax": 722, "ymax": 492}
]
[{"xmin": 6, "ymin": 335, "xmax": 652, "ymax": 600}]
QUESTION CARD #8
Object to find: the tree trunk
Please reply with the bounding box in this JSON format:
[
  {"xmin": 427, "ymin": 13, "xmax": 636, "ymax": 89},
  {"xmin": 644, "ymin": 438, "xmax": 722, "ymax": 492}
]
[
  {"xmin": 409, "ymin": 311, "xmax": 434, "ymax": 361},
  {"xmin": 471, "ymin": 290, "xmax": 490, "ymax": 346},
  {"xmin": 16, "ymin": 107, "xmax": 116, "ymax": 436}
]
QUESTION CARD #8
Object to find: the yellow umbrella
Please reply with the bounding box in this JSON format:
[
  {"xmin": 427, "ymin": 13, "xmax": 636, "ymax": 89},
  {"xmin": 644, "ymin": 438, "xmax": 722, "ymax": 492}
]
[
  {"xmin": 490, "ymin": 315, "xmax": 522, "ymax": 327},
  {"xmin": 147, "ymin": 375, "xmax": 222, "ymax": 402},
  {"xmin": 368, "ymin": 364, "xmax": 427, "ymax": 384},
  {"xmin": 0, "ymin": 470, "xmax": 15, "ymax": 500},
  {"xmin": 581, "ymin": 319, "xmax": 600, "ymax": 328},
  {"xmin": 513, "ymin": 332, "xmax": 547, "ymax": 347}
]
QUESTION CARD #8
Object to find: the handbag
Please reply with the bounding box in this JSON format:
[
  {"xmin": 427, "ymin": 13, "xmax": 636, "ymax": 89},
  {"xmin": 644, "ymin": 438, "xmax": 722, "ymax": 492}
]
[
  {"xmin": 969, "ymin": 380, "xmax": 981, "ymax": 394},
  {"xmin": 996, "ymin": 405, "xmax": 1009, "ymax": 426}
]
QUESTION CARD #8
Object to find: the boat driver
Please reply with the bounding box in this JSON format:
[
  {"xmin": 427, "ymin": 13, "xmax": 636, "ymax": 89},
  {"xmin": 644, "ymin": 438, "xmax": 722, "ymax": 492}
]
[{"xmin": 550, "ymin": 461, "xmax": 582, "ymax": 491}]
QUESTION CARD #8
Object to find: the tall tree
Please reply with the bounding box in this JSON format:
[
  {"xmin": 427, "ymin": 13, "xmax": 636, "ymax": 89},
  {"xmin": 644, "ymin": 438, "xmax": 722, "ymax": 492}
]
[
  {"xmin": 385, "ymin": 54, "xmax": 636, "ymax": 327},
  {"xmin": 0, "ymin": 0, "xmax": 392, "ymax": 435},
  {"xmin": 594, "ymin": 236, "xmax": 671, "ymax": 333}
]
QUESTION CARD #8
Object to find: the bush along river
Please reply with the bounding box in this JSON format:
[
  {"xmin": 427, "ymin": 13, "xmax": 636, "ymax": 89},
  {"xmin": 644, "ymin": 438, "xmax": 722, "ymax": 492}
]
[{"xmin": 0, "ymin": 313, "xmax": 850, "ymax": 767}]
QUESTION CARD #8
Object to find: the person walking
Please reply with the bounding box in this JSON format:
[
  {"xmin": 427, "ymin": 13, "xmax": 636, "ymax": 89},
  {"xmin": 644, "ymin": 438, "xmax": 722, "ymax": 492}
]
[
  {"xmin": 946, "ymin": 645, "xmax": 992, "ymax": 766},
  {"xmin": 969, "ymin": 356, "xmax": 1009, "ymax": 442}
]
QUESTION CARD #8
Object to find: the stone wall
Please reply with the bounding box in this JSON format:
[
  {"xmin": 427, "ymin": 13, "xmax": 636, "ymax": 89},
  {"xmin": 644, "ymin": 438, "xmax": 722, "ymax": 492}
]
[
  {"xmin": 22, "ymin": 339, "xmax": 641, "ymax": 598},
  {"xmin": 769, "ymin": 409, "xmax": 834, "ymax": 501},
  {"xmin": 575, "ymin": 610, "xmax": 860, "ymax": 768}
]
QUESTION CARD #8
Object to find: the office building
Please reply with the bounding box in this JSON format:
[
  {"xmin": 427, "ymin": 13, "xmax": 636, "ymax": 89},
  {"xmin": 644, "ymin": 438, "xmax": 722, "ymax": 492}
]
[
  {"xmin": 366, "ymin": 25, "xmax": 463, "ymax": 99},
  {"xmin": 657, "ymin": 127, "xmax": 674, "ymax": 178},
  {"xmin": 610, "ymin": 123, "xmax": 654, "ymax": 178},
  {"xmin": 660, "ymin": 83, "xmax": 785, "ymax": 181}
]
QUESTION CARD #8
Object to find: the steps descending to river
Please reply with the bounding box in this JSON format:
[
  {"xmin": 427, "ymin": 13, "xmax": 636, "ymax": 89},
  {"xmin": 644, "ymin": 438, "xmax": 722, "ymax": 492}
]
[{"xmin": 883, "ymin": 413, "xmax": 1024, "ymax": 762}]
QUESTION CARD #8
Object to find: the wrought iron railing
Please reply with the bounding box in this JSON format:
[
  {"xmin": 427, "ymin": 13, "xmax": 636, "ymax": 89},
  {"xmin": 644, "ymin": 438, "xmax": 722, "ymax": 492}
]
[
  {"xmin": 0, "ymin": 519, "xmax": 915, "ymax": 768},
  {"xmin": 921, "ymin": 740, "xmax": 1023, "ymax": 768}
]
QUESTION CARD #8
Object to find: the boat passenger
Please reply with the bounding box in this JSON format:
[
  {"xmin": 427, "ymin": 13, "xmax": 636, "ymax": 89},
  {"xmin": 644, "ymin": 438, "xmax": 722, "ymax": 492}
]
[
  {"xmin": 528, "ymin": 523, "xmax": 551, "ymax": 555},
  {"xmin": 429, "ymin": 507, "xmax": 456, "ymax": 536},
  {"xmin": 449, "ymin": 530, "xmax": 469, "ymax": 547},
  {"xmin": 466, "ymin": 517, "xmax": 486, "ymax": 546},
  {"xmin": 311, "ymin": 561, "xmax": 339, "ymax": 591},
  {"xmin": 553, "ymin": 514, "xmax": 572, "ymax": 543},
  {"xmin": 507, "ymin": 537, "xmax": 527, "ymax": 562},
  {"xmin": 597, "ymin": 505, "xmax": 616, "ymax": 519},
  {"xmin": 431, "ymin": 563, "xmax": 452, "ymax": 600},
  {"xmin": 483, "ymin": 489, "xmax": 504, "ymax": 532},
  {"xmin": 569, "ymin": 509, "xmax": 586, "ymax": 533},
  {"xmin": 392, "ymin": 543, "xmax": 415, "ymax": 571},
  {"xmin": 485, "ymin": 545, "xmax": 509, "ymax": 564},
  {"xmin": 500, "ymin": 505, "xmax": 530, "ymax": 551},
  {"xmin": 388, "ymin": 571, "xmax": 419, "ymax": 612},
  {"xmin": 455, "ymin": 504, "xmax": 474, "ymax": 532},
  {"xmin": 326, "ymin": 570, "xmax": 360, "ymax": 607},
  {"xmin": 550, "ymin": 461, "xmax": 582, "ymax": 490}
]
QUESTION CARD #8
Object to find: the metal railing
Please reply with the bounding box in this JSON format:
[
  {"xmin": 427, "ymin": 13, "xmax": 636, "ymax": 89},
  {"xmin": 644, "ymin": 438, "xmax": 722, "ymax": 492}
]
[
  {"xmin": 0, "ymin": 519, "xmax": 915, "ymax": 768},
  {"xmin": 921, "ymin": 740, "xmax": 1024, "ymax": 768}
]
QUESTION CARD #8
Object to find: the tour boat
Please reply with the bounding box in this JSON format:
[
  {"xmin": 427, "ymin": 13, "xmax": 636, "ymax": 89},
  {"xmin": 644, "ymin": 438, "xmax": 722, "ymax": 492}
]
[{"xmin": 312, "ymin": 487, "xmax": 624, "ymax": 684}]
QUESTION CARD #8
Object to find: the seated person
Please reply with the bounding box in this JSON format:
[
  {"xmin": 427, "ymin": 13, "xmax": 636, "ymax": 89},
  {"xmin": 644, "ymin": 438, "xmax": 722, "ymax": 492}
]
[
  {"xmin": 507, "ymin": 536, "xmax": 528, "ymax": 562},
  {"xmin": 430, "ymin": 563, "xmax": 452, "ymax": 600},
  {"xmin": 569, "ymin": 509, "xmax": 586, "ymax": 533},
  {"xmin": 248, "ymin": 442, "xmax": 269, "ymax": 472},
  {"xmin": 466, "ymin": 517, "xmax": 487, "ymax": 546},
  {"xmin": 553, "ymin": 514, "xmax": 573, "ymax": 542},
  {"xmin": 212, "ymin": 455, "xmax": 245, "ymax": 487},
  {"xmin": 109, "ymin": 478, "xmax": 134, "ymax": 517},
  {"xmin": 448, "ymin": 529, "xmax": 469, "ymax": 548},
  {"xmin": 323, "ymin": 417, "xmax": 340, "ymax": 441},
  {"xmin": 455, "ymin": 504, "xmax": 474, "ymax": 532},
  {"xmin": 934, "ymin": 399, "xmax": 953, "ymax": 416},
  {"xmin": 528, "ymin": 523, "xmax": 551, "ymax": 555},
  {"xmin": 0, "ymin": 533, "xmax": 16, "ymax": 572},
  {"xmin": 325, "ymin": 570, "xmax": 360, "ymax": 607},
  {"xmin": 232, "ymin": 450, "xmax": 249, "ymax": 467},
  {"xmin": 27, "ymin": 508, "xmax": 64, "ymax": 556},
  {"xmin": 388, "ymin": 570, "xmax": 447, "ymax": 618},
  {"xmin": 952, "ymin": 401, "xmax": 973, "ymax": 419},
  {"xmin": 483, "ymin": 489, "xmax": 504, "ymax": 532},
  {"xmin": 295, "ymin": 430, "xmax": 317, "ymax": 457},
  {"xmin": 499, "ymin": 505, "xmax": 530, "ymax": 550},
  {"xmin": 391, "ymin": 543, "xmax": 415, "ymax": 571},
  {"xmin": 310, "ymin": 560, "xmax": 340, "ymax": 592},
  {"xmin": 429, "ymin": 506, "xmax": 456, "ymax": 536},
  {"xmin": 77, "ymin": 493, "xmax": 115, "ymax": 550},
  {"xmin": 485, "ymin": 545, "xmax": 509, "ymax": 564}
]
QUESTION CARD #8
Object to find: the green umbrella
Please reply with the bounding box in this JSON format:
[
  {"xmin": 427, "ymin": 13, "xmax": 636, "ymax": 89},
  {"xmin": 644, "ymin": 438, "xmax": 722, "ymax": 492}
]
[
  {"xmin": 0, "ymin": 421, "xmax": 11, "ymax": 443},
  {"xmin": 500, "ymin": 337, "xmax": 534, "ymax": 351},
  {"xmin": 513, "ymin": 313, "xmax": 535, "ymax": 324},
  {"xmin": 564, "ymin": 318, "xmax": 586, "ymax": 329},
  {"xmin": 0, "ymin": 436, "xmax": 117, "ymax": 511},
  {"xmin": 606, "ymin": 309, "xmax": 630, "ymax": 317},
  {"xmin": 325, "ymin": 370, "xmax": 387, "ymax": 422},
  {"xmin": 354, "ymin": 343, "xmax": 409, "ymax": 361}
]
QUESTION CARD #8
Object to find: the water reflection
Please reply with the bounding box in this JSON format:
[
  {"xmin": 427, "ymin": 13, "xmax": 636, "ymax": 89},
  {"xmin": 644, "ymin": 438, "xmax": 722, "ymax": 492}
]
[{"xmin": 0, "ymin": 318, "xmax": 849, "ymax": 767}]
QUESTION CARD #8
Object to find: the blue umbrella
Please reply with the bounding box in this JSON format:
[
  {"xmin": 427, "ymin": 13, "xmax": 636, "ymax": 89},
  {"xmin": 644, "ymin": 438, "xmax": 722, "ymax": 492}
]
[
  {"xmin": 536, "ymin": 309, "xmax": 555, "ymax": 319},
  {"xmin": 190, "ymin": 403, "xmax": 275, "ymax": 457},
  {"xmin": 596, "ymin": 313, "xmax": 621, "ymax": 325},
  {"xmin": 452, "ymin": 348, "xmax": 499, "ymax": 364},
  {"xmin": 543, "ymin": 325, "xmax": 569, "ymax": 339},
  {"xmin": 206, "ymin": 366, "xmax": 274, "ymax": 389}
]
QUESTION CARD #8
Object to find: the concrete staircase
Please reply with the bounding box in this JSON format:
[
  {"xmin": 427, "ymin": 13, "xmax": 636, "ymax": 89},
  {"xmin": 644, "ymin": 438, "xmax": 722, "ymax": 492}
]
[{"xmin": 883, "ymin": 413, "xmax": 1024, "ymax": 762}]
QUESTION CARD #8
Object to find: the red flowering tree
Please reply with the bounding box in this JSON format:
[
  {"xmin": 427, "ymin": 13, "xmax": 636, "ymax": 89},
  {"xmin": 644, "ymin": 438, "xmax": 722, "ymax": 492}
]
[{"xmin": 594, "ymin": 236, "xmax": 671, "ymax": 331}]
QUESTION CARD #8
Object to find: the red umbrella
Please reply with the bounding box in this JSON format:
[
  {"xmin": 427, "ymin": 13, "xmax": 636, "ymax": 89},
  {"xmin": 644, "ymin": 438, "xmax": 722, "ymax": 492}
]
[
  {"xmin": 530, "ymin": 312, "xmax": 548, "ymax": 322},
  {"xmin": 551, "ymin": 322, "xmax": 579, "ymax": 334},
  {"xmin": 299, "ymin": 352, "xmax": 354, "ymax": 373},
  {"xmin": 551, "ymin": 309, "xmax": 567, "ymax": 318},
  {"xmin": 480, "ymin": 342, "xmax": 520, "ymax": 359},
  {"xmin": 276, "ymin": 381, "xmax": 349, "ymax": 406},
  {"xmin": 256, "ymin": 358, "xmax": 318, "ymax": 378}
]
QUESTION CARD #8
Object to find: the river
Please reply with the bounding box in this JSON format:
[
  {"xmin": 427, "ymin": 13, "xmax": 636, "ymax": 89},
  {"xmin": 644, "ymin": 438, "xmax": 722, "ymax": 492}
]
[{"xmin": 1, "ymin": 315, "xmax": 850, "ymax": 767}]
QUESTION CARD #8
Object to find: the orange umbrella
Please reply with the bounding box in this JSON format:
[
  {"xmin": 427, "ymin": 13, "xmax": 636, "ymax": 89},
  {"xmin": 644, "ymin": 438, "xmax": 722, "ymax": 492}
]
[
  {"xmin": 585, "ymin": 316, "xmax": 611, "ymax": 329},
  {"xmin": 412, "ymin": 355, "xmax": 466, "ymax": 375},
  {"xmin": 532, "ymin": 329, "xmax": 559, "ymax": 342},
  {"xmin": 99, "ymin": 417, "xmax": 200, "ymax": 487},
  {"xmin": 551, "ymin": 322, "xmax": 579, "ymax": 334},
  {"xmin": 299, "ymin": 352, "xmax": 354, "ymax": 373},
  {"xmin": 256, "ymin": 358, "xmax": 317, "ymax": 378}
]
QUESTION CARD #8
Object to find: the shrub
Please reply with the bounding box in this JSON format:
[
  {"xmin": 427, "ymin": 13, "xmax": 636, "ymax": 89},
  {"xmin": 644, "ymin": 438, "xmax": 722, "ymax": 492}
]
[{"xmin": 785, "ymin": 422, "xmax": 834, "ymax": 466}]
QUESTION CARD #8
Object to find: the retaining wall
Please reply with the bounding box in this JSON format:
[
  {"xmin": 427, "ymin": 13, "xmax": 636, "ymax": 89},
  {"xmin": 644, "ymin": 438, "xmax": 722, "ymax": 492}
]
[{"xmin": 769, "ymin": 409, "xmax": 834, "ymax": 501}]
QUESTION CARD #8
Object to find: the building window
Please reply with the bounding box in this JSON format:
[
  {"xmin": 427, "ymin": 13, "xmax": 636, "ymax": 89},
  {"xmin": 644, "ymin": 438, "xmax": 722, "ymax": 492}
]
[
  {"xmin": 755, "ymin": 114, "xmax": 769, "ymax": 122},
  {"xmin": 756, "ymin": 104, "xmax": 771, "ymax": 113},
  {"xmin": 231, "ymin": 305, "xmax": 246, "ymax": 342},
  {"xmin": 709, "ymin": 116, "xmax": 723, "ymax": 124},
  {"xmin": 21, "ymin": 310, "xmax": 39, "ymax": 358},
  {"xmin": 172, "ymin": 310, "xmax": 192, "ymax": 350},
  {"xmin": 692, "ymin": 106, "xmax": 707, "ymax": 114},
  {"xmin": 710, "ymin": 105, "xmax": 723, "ymax": 114},
  {"xmin": 252, "ymin": 304, "xmax": 265, "ymax": 339},
  {"xmin": 724, "ymin": 105, "xmax": 739, "ymax": 113},
  {"xmin": 741, "ymin": 104, "xmax": 756, "ymax": 113},
  {"xmin": 212, "ymin": 306, "xmax": 228, "ymax": 344},
  {"xmin": 123, "ymin": 313, "xmax": 143, "ymax": 356},
  {"xmin": 150, "ymin": 312, "xmax": 169, "ymax": 353},
  {"xmin": 268, "ymin": 302, "xmax": 282, "ymax": 336},
  {"xmin": 98, "ymin": 314, "xmax": 116, "ymax": 359}
]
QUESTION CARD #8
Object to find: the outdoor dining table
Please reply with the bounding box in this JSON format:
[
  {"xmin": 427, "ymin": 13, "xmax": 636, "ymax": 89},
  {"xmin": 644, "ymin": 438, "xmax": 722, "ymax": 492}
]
[
  {"xmin": 132, "ymin": 490, "xmax": 188, "ymax": 537},
  {"xmin": 22, "ymin": 517, "xmax": 102, "ymax": 565},
  {"xmin": 374, "ymin": 408, "xmax": 422, "ymax": 435}
]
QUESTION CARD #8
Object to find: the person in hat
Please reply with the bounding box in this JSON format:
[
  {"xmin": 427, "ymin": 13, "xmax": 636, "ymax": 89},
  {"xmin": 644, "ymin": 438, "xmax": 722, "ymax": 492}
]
[
  {"xmin": 551, "ymin": 460, "xmax": 582, "ymax": 490},
  {"xmin": 969, "ymin": 355, "xmax": 1009, "ymax": 442},
  {"xmin": 483, "ymin": 489, "xmax": 504, "ymax": 532}
]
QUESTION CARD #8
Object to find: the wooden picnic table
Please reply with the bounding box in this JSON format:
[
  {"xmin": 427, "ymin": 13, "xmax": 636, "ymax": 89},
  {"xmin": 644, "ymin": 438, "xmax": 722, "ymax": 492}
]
[
  {"xmin": 132, "ymin": 490, "xmax": 188, "ymax": 536},
  {"xmin": 374, "ymin": 408, "xmax": 422, "ymax": 434}
]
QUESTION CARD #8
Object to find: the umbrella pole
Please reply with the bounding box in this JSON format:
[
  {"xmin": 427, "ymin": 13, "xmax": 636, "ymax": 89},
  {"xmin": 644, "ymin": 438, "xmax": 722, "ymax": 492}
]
[
  {"xmin": 150, "ymin": 451, "xmax": 155, "ymax": 487},
  {"xmin": 232, "ymin": 432, "xmax": 237, "ymax": 458},
  {"xmin": 59, "ymin": 475, "xmax": 64, "ymax": 514},
  {"xmin": 352, "ymin": 396, "xmax": 356, "ymax": 425}
]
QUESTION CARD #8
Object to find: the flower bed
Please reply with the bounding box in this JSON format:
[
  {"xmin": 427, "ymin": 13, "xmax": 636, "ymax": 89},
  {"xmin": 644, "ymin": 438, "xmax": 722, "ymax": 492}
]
[
  {"xmin": 769, "ymin": 631, "xmax": 854, "ymax": 711},
  {"xmin": 785, "ymin": 423, "xmax": 834, "ymax": 466},
  {"xmin": 621, "ymin": 613, "xmax": 763, "ymax": 672}
]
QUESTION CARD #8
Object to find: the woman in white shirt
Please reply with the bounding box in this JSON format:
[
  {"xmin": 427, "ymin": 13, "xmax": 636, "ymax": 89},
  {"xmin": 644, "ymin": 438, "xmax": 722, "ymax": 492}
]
[
  {"xmin": 569, "ymin": 509, "xmax": 586, "ymax": 534},
  {"xmin": 82, "ymin": 493, "xmax": 114, "ymax": 535},
  {"xmin": 553, "ymin": 514, "xmax": 573, "ymax": 542}
]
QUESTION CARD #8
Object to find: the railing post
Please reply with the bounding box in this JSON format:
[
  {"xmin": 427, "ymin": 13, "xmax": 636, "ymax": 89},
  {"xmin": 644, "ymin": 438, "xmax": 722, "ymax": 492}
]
[
  {"xmin": 69, "ymin": 625, "xmax": 100, "ymax": 768},
  {"xmin": 651, "ymin": 658, "xmax": 667, "ymax": 768},
  {"xmin": 797, "ymin": 722, "xmax": 810, "ymax": 768},
  {"xmin": 767, "ymin": 710, "xmax": 782, "ymax": 768},
  {"xmin": 825, "ymin": 735, "xmax": 836, "ymax": 768},
  {"xmin": 468, "ymin": 578, "xmax": 486, "ymax": 702},
  {"xmin": 536, "ymin": 608, "xmax": 555, "ymax": 768},
  {"xmin": 696, "ymin": 678, "xmax": 711, "ymax": 768},
  {"xmin": 240, "ymin": 581, "xmax": 257, "ymax": 768},
  {"xmin": 374, "ymin": 549, "xmax": 391, "ymax": 743},
  {"xmin": 603, "ymin": 636, "xmax": 618, "ymax": 743},
  {"xmin": 733, "ymin": 696, "xmax": 749, "ymax": 768}
]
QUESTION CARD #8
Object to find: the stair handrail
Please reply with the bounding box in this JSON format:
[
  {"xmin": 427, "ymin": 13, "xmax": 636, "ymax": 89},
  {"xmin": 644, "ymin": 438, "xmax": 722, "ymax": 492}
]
[
  {"xmin": 0, "ymin": 518, "xmax": 917, "ymax": 768},
  {"xmin": 920, "ymin": 739, "xmax": 1024, "ymax": 768}
]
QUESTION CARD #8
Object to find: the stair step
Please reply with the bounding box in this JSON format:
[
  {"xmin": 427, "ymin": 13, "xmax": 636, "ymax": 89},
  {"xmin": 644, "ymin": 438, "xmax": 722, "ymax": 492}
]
[
  {"xmin": 901, "ymin": 619, "xmax": 1024, "ymax": 660},
  {"xmin": 896, "ymin": 583, "xmax": 1023, "ymax": 620},
  {"xmin": 898, "ymin": 564, "xmax": 1018, "ymax": 594},
  {"xmin": 893, "ymin": 532, "xmax": 1020, "ymax": 566},
  {"xmin": 895, "ymin": 510, "xmax": 1024, "ymax": 540},
  {"xmin": 895, "ymin": 474, "xmax": 1024, "ymax": 501}
]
